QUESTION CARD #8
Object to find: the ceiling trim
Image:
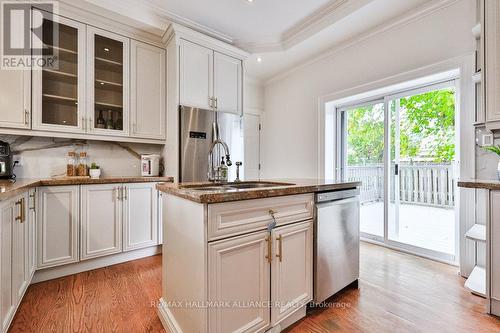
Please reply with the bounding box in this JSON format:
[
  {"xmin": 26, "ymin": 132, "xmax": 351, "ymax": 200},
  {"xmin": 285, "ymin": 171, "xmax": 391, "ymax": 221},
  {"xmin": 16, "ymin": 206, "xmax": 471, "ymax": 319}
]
[
  {"xmin": 234, "ymin": 0, "xmax": 375, "ymax": 53},
  {"xmin": 147, "ymin": 3, "xmax": 234, "ymax": 44},
  {"xmin": 264, "ymin": 0, "xmax": 460, "ymax": 85}
]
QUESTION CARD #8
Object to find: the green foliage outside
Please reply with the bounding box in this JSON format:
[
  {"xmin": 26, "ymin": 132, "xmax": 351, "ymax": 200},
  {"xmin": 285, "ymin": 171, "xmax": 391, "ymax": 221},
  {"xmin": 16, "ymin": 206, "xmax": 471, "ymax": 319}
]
[{"xmin": 346, "ymin": 88, "xmax": 456, "ymax": 165}]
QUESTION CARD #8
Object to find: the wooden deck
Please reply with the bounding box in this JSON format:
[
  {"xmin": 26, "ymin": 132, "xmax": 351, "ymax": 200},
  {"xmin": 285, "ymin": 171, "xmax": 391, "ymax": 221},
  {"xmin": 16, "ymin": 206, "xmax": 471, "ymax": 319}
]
[{"xmin": 9, "ymin": 243, "xmax": 500, "ymax": 333}]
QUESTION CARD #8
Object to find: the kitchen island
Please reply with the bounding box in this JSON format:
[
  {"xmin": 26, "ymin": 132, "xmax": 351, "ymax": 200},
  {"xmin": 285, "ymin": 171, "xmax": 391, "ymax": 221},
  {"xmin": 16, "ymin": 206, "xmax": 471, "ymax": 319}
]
[{"xmin": 157, "ymin": 179, "xmax": 361, "ymax": 333}]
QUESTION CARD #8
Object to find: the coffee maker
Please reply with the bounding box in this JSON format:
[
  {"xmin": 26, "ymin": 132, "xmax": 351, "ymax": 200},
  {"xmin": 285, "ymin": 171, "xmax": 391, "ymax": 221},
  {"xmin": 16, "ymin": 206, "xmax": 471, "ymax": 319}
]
[{"xmin": 0, "ymin": 141, "xmax": 13, "ymax": 179}]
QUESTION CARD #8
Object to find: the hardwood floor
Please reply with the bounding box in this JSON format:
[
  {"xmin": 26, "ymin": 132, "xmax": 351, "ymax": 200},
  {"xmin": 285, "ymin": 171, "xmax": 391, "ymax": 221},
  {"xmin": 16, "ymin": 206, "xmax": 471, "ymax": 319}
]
[{"xmin": 9, "ymin": 243, "xmax": 500, "ymax": 333}]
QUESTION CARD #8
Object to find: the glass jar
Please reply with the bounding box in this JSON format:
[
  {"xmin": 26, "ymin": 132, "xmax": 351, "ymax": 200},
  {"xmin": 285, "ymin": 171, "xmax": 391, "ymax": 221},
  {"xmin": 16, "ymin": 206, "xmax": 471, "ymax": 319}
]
[
  {"xmin": 66, "ymin": 152, "xmax": 77, "ymax": 177},
  {"xmin": 77, "ymin": 152, "xmax": 88, "ymax": 176}
]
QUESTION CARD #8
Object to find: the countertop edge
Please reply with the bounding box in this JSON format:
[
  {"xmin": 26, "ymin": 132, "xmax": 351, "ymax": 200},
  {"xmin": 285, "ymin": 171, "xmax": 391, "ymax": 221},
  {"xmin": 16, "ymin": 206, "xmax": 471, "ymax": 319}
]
[
  {"xmin": 157, "ymin": 181, "xmax": 362, "ymax": 204},
  {"xmin": 0, "ymin": 176, "xmax": 174, "ymax": 201},
  {"xmin": 458, "ymin": 180, "xmax": 500, "ymax": 190}
]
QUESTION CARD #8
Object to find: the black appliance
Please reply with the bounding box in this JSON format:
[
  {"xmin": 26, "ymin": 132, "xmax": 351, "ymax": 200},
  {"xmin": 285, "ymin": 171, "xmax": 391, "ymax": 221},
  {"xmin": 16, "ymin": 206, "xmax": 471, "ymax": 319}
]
[{"xmin": 0, "ymin": 141, "xmax": 13, "ymax": 179}]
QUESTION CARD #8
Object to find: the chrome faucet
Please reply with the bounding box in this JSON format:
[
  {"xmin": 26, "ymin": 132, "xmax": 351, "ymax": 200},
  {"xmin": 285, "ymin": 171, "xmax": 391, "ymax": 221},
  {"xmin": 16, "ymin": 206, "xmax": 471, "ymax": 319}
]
[{"xmin": 208, "ymin": 139, "xmax": 232, "ymax": 182}]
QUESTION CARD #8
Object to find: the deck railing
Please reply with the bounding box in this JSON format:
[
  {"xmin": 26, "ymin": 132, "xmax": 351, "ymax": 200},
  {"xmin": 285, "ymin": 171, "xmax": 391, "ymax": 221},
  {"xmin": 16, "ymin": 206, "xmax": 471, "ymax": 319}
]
[{"xmin": 346, "ymin": 162, "xmax": 455, "ymax": 208}]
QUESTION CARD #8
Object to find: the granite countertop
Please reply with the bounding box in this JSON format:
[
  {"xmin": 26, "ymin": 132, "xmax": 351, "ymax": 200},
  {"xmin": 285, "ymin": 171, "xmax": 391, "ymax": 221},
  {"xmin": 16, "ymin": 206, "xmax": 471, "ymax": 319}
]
[
  {"xmin": 157, "ymin": 179, "xmax": 362, "ymax": 204},
  {"xmin": 0, "ymin": 176, "xmax": 174, "ymax": 201},
  {"xmin": 457, "ymin": 179, "xmax": 500, "ymax": 190}
]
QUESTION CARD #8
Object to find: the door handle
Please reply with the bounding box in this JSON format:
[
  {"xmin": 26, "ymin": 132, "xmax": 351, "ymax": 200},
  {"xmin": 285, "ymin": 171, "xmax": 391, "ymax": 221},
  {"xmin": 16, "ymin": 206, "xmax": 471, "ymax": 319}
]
[
  {"xmin": 265, "ymin": 236, "xmax": 272, "ymax": 263},
  {"xmin": 123, "ymin": 186, "xmax": 127, "ymax": 200},
  {"xmin": 276, "ymin": 234, "xmax": 283, "ymax": 262},
  {"xmin": 395, "ymin": 164, "xmax": 399, "ymax": 176},
  {"xmin": 15, "ymin": 199, "xmax": 22, "ymax": 222}
]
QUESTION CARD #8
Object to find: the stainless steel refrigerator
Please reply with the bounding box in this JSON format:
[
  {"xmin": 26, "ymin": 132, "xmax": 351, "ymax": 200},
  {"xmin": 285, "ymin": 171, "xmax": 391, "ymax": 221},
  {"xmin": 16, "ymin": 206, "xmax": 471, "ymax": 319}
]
[{"xmin": 179, "ymin": 106, "xmax": 244, "ymax": 182}]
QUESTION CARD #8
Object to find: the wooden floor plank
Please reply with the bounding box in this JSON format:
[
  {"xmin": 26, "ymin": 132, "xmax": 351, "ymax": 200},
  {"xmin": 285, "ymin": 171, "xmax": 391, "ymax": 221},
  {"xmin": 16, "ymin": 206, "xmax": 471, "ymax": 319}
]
[{"xmin": 8, "ymin": 243, "xmax": 500, "ymax": 333}]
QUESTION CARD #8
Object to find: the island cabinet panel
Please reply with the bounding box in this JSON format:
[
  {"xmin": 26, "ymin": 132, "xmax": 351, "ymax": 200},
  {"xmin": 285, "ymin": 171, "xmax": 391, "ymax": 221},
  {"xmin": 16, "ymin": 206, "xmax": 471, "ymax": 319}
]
[
  {"xmin": 81, "ymin": 184, "xmax": 122, "ymax": 260},
  {"xmin": 123, "ymin": 183, "xmax": 158, "ymax": 251},
  {"xmin": 208, "ymin": 230, "xmax": 271, "ymax": 333},
  {"xmin": 207, "ymin": 194, "xmax": 314, "ymax": 241},
  {"xmin": 37, "ymin": 186, "xmax": 80, "ymax": 269},
  {"xmin": 271, "ymin": 220, "xmax": 313, "ymax": 325}
]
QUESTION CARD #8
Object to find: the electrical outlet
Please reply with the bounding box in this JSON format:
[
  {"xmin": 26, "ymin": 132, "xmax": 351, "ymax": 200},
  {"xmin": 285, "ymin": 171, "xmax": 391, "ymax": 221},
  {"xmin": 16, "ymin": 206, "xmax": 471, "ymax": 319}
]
[{"xmin": 13, "ymin": 155, "xmax": 23, "ymax": 166}]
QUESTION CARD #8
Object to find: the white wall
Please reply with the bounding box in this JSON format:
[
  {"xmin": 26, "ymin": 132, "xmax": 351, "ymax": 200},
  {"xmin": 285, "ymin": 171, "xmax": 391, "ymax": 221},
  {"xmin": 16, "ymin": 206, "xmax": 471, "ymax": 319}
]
[{"xmin": 261, "ymin": 0, "xmax": 475, "ymax": 179}]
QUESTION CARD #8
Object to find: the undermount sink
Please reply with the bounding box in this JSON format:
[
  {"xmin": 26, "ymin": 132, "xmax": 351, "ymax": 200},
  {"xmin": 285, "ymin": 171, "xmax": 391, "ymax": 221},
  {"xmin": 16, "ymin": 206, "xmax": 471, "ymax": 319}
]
[{"xmin": 182, "ymin": 182, "xmax": 294, "ymax": 191}]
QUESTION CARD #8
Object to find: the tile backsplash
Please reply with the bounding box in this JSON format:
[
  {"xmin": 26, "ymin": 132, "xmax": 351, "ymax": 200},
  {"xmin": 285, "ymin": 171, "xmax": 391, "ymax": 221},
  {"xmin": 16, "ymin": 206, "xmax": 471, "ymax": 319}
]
[{"xmin": 0, "ymin": 135, "xmax": 163, "ymax": 179}]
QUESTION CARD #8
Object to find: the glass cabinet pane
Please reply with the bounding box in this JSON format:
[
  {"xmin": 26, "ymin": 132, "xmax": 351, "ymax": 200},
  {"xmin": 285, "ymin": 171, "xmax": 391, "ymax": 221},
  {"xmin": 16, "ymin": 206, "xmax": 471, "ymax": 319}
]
[
  {"xmin": 41, "ymin": 19, "xmax": 79, "ymax": 127},
  {"xmin": 93, "ymin": 35, "xmax": 124, "ymax": 132}
]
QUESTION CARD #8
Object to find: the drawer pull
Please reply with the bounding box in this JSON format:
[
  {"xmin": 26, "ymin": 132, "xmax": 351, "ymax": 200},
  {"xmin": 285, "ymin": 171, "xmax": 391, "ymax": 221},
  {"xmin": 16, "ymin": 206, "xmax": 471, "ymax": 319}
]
[
  {"xmin": 265, "ymin": 236, "xmax": 272, "ymax": 263},
  {"xmin": 276, "ymin": 235, "xmax": 283, "ymax": 262}
]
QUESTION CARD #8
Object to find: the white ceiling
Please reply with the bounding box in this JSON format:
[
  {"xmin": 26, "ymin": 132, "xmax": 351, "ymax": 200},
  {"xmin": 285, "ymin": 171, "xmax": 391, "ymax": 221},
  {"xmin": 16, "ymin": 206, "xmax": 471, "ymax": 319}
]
[
  {"xmin": 79, "ymin": 0, "xmax": 433, "ymax": 81},
  {"xmin": 150, "ymin": 0, "xmax": 334, "ymax": 45},
  {"xmin": 246, "ymin": 0, "xmax": 432, "ymax": 82}
]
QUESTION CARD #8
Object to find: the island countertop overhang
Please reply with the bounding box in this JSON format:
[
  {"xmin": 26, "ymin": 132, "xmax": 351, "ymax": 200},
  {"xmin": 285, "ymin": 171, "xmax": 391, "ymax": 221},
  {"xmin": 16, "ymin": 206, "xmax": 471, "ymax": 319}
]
[{"xmin": 156, "ymin": 179, "xmax": 362, "ymax": 204}]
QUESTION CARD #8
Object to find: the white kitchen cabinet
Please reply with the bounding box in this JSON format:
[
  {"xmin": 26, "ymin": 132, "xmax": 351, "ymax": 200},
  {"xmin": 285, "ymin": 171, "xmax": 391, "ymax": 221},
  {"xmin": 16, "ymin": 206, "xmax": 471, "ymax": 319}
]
[
  {"xmin": 490, "ymin": 191, "xmax": 500, "ymax": 314},
  {"xmin": 208, "ymin": 230, "xmax": 271, "ymax": 333},
  {"xmin": 0, "ymin": 69, "xmax": 30, "ymax": 129},
  {"xmin": 37, "ymin": 186, "xmax": 79, "ymax": 269},
  {"xmin": 213, "ymin": 52, "xmax": 242, "ymax": 115},
  {"xmin": 87, "ymin": 26, "xmax": 130, "ymax": 137},
  {"xmin": 27, "ymin": 189, "xmax": 37, "ymax": 279},
  {"xmin": 271, "ymin": 221, "xmax": 313, "ymax": 325},
  {"xmin": 130, "ymin": 41, "xmax": 166, "ymax": 140},
  {"xmin": 484, "ymin": 0, "xmax": 500, "ymax": 129},
  {"xmin": 81, "ymin": 184, "xmax": 122, "ymax": 260},
  {"xmin": 32, "ymin": 14, "xmax": 87, "ymax": 133},
  {"xmin": 12, "ymin": 193, "xmax": 28, "ymax": 303},
  {"xmin": 1, "ymin": 192, "xmax": 31, "ymax": 333},
  {"xmin": 1, "ymin": 197, "xmax": 15, "ymax": 333},
  {"xmin": 123, "ymin": 183, "xmax": 158, "ymax": 251},
  {"xmin": 179, "ymin": 40, "xmax": 213, "ymax": 110},
  {"xmin": 0, "ymin": 11, "xmax": 30, "ymax": 130}
]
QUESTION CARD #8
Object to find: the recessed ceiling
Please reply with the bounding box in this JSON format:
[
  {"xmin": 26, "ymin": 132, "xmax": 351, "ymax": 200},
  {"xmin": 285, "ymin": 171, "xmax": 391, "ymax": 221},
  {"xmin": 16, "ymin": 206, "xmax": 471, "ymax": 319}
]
[
  {"xmin": 150, "ymin": 0, "xmax": 334, "ymax": 45},
  {"xmin": 79, "ymin": 0, "xmax": 434, "ymax": 81}
]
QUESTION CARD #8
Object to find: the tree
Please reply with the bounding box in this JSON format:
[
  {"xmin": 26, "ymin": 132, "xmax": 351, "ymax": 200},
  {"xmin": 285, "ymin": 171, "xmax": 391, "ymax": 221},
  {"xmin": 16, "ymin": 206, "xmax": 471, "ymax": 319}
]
[{"xmin": 346, "ymin": 88, "xmax": 455, "ymax": 165}]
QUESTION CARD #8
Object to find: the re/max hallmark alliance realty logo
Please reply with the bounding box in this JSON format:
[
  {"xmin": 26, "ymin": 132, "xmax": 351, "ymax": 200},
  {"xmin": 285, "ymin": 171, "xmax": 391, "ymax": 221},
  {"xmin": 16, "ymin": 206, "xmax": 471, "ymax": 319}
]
[{"xmin": 1, "ymin": 1, "xmax": 59, "ymax": 70}]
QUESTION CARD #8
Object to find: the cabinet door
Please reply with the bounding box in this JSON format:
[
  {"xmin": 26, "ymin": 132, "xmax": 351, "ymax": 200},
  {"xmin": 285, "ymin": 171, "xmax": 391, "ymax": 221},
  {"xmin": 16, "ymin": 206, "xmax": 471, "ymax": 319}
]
[
  {"xmin": 0, "ymin": 68, "xmax": 30, "ymax": 129},
  {"xmin": 87, "ymin": 27, "xmax": 130, "ymax": 137},
  {"xmin": 38, "ymin": 186, "xmax": 79, "ymax": 269},
  {"xmin": 208, "ymin": 230, "xmax": 271, "ymax": 333},
  {"xmin": 271, "ymin": 221, "xmax": 313, "ymax": 325},
  {"xmin": 213, "ymin": 52, "xmax": 242, "ymax": 115},
  {"xmin": 32, "ymin": 13, "xmax": 86, "ymax": 133},
  {"xmin": 123, "ymin": 183, "xmax": 158, "ymax": 251},
  {"xmin": 12, "ymin": 194, "xmax": 28, "ymax": 303},
  {"xmin": 1, "ymin": 198, "xmax": 15, "ymax": 333},
  {"xmin": 179, "ymin": 40, "xmax": 213, "ymax": 110},
  {"xmin": 130, "ymin": 41, "xmax": 166, "ymax": 139},
  {"xmin": 81, "ymin": 184, "xmax": 122, "ymax": 260},
  {"xmin": 158, "ymin": 190, "xmax": 163, "ymax": 245},
  {"xmin": 27, "ymin": 189, "xmax": 37, "ymax": 278}
]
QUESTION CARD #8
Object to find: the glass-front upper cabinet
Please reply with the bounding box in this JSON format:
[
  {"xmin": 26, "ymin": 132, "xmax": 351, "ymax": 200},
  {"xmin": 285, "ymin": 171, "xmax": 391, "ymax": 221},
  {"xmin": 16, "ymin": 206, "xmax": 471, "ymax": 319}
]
[
  {"xmin": 87, "ymin": 27, "xmax": 129, "ymax": 136},
  {"xmin": 32, "ymin": 13, "xmax": 86, "ymax": 133}
]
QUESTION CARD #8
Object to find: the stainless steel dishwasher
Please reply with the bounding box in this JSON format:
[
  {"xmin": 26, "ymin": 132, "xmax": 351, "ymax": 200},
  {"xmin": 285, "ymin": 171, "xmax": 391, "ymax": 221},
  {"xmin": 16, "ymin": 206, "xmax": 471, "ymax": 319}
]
[{"xmin": 314, "ymin": 188, "xmax": 360, "ymax": 303}]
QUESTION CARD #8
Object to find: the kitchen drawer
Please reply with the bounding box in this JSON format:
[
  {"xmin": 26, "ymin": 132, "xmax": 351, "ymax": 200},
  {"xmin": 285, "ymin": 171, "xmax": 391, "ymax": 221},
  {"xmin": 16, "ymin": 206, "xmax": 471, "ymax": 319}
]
[{"xmin": 208, "ymin": 194, "xmax": 314, "ymax": 241}]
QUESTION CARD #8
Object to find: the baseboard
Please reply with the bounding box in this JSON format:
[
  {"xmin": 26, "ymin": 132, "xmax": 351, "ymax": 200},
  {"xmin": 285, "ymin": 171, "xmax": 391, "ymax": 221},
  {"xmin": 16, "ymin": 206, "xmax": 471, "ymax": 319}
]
[
  {"xmin": 490, "ymin": 298, "xmax": 500, "ymax": 317},
  {"xmin": 32, "ymin": 246, "xmax": 162, "ymax": 283},
  {"xmin": 157, "ymin": 298, "xmax": 183, "ymax": 333},
  {"xmin": 275, "ymin": 305, "xmax": 307, "ymax": 331}
]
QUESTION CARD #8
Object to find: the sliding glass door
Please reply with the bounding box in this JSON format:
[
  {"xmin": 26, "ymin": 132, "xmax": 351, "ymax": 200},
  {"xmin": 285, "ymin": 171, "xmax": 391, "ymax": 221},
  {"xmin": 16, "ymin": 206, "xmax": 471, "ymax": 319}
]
[
  {"xmin": 339, "ymin": 100, "xmax": 385, "ymax": 241},
  {"xmin": 338, "ymin": 81, "xmax": 458, "ymax": 262}
]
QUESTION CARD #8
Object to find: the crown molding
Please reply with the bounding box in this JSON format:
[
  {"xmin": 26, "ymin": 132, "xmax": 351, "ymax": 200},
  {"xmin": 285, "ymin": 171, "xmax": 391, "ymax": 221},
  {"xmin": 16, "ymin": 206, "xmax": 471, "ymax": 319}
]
[
  {"xmin": 234, "ymin": 0, "xmax": 371, "ymax": 53},
  {"xmin": 265, "ymin": 0, "xmax": 459, "ymax": 85}
]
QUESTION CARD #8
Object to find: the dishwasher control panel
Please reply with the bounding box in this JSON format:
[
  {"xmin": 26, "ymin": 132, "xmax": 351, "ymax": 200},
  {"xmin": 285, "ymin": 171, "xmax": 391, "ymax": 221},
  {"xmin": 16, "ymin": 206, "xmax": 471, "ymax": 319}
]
[{"xmin": 316, "ymin": 188, "xmax": 360, "ymax": 203}]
